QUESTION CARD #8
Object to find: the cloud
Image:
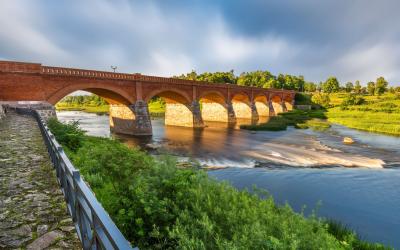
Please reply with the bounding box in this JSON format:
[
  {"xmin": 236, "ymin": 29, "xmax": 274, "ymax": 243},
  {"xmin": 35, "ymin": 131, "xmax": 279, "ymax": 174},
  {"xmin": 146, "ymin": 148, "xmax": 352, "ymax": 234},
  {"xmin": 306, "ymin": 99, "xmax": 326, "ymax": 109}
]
[{"xmin": 0, "ymin": 0, "xmax": 399, "ymax": 85}]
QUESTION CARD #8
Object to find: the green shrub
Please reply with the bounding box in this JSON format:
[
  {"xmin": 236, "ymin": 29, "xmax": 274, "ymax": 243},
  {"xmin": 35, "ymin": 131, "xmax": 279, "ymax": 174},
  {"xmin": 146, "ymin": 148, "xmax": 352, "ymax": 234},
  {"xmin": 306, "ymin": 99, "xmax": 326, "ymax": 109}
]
[
  {"xmin": 341, "ymin": 94, "xmax": 365, "ymax": 106},
  {"xmin": 47, "ymin": 118, "xmax": 85, "ymax": 152},
  {"xmin": 295, "ymin": 93, "xmax": 312, "ymax": 105},
  {"xmin": 311, "ymin": 93, "xmax": 331, "ymax": 108}
]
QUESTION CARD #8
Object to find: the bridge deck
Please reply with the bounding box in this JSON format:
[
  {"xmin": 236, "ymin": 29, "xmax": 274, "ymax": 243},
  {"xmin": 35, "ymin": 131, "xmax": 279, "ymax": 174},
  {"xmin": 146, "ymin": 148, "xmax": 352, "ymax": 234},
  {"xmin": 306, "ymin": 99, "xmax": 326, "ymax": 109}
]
[{"xmin": 0, "ymin": 111, "xmax": 80, "ymax": 249}]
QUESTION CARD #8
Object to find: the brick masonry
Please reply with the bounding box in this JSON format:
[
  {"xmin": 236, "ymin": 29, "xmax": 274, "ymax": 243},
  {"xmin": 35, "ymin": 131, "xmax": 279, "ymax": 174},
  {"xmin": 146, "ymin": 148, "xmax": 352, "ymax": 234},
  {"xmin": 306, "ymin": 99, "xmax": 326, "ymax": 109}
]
[{"xmin": 0, "ymin": 60, "xmax": 296, "ymax": 135}]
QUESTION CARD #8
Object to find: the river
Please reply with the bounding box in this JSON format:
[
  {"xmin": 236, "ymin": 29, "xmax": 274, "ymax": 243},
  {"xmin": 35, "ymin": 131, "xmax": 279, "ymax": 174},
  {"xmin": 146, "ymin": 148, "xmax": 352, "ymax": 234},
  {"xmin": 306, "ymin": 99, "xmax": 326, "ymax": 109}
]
[{"xmin": 57, "ymin": 111, "xmax": 400, "ymax": 248}]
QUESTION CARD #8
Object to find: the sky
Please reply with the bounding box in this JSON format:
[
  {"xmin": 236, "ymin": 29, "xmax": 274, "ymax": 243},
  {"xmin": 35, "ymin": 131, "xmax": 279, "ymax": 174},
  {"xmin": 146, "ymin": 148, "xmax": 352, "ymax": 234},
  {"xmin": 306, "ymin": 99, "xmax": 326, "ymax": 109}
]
[{"xmin": 0, "ymin": 0, "xmax": 399, "ymax": 85}]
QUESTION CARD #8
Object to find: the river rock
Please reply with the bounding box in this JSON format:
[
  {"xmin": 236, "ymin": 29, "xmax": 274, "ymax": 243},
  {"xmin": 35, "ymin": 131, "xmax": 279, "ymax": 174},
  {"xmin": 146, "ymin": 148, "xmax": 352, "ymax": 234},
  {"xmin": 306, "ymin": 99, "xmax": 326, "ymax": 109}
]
[
  {"xmin": 145, "ymin": 143, "xmax": 161, "ymax": 149},
  {"xmin": 343, "ymin": 137, "xmax": 354, "ymax": 144}
]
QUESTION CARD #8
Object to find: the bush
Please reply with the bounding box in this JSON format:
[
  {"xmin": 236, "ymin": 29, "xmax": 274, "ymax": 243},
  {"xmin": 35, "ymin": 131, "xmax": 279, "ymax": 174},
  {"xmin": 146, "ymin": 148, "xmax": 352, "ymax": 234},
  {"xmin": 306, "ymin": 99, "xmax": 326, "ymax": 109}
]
[
  {"xmin": 311, "ymin": 93, "xmax": 331, "ymax": 108},
  {"xmin": 295, "ymin": 93, "xmax": 312, "ymax": 105},
  {"xmin": 341, "ymin": 94, "xmax": 365, "ymax": 106},
  {"xmin": 47, "ymin": 118, "xmax": 85, "ymax": 152}
]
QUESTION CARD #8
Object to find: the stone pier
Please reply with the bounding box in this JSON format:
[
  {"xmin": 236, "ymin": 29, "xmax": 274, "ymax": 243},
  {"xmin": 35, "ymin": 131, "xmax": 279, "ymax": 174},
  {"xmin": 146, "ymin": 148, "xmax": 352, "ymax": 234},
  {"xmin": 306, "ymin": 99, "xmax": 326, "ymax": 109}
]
[
  {"xmin": 0, "ymin": 111, "xmax": 80, "ymax": 249},
  {"xmin": 109, "ymin": 101, "xmax": 152, "ymax": 135}
]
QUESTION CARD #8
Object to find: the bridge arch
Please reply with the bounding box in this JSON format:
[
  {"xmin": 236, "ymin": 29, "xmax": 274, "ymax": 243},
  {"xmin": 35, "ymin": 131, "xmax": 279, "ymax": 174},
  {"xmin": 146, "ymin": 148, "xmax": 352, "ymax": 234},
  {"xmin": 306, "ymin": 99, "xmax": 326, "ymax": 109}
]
[
  {"xmin": 254, "ymin": 94, "xmax": 269, "ymax": 116},
  {"xmin": 47, "ymin": 83, "xmax": 134, "ymax": 105},
  {"xmin": 48, "ymin": 84, "xmax": 140, "ymax": 135},
  {"xmin": 145, "ymin": 89, "xmax": 197, "ymax": 128},
  {"xmin": 284, "ymin": 94, "xmax": 294, "ymax": 111},
  {"xmin": 271, "ymin": 95, "xmax": 283, "ymax": 114},
  {"xmin": 199, "ymin": 91, "xmax": 229, "ymax": 122},
  {"xmin": 230, "ymin": 92, "xmax": 252, "ymax": 119}
]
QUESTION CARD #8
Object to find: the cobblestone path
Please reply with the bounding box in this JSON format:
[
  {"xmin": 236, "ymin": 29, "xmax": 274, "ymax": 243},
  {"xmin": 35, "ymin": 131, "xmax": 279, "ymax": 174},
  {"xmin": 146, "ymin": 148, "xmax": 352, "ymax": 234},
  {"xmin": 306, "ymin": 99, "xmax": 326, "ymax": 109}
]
[{"xmin": 0, "ymin": 112, "xmax": 81, "ymax": 249}]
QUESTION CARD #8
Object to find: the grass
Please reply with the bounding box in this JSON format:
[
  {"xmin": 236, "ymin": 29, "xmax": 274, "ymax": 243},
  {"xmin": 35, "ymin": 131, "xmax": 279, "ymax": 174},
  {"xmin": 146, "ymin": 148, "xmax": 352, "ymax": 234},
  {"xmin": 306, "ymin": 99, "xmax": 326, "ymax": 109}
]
[
  {"xmin": 241, "ymin": 109, "xmax": 330, "ymax": 131},
  {"xmin": 55, "ymin": 104, "xmax": 110, "ymax": 114},
  {"xmin": 47, "ymin": 118, "xmax": 392, "ymax": 249},
  {"xmin": 56, "ymin": 100, "xmax": 167, "ymax": 116},
  {"xmin": 326, "ymin": 93, "xmax": 400, "ymax": 136},
  {"xmin": 243, "ymin": 93, "xmax": 400, "ymax": 136}
]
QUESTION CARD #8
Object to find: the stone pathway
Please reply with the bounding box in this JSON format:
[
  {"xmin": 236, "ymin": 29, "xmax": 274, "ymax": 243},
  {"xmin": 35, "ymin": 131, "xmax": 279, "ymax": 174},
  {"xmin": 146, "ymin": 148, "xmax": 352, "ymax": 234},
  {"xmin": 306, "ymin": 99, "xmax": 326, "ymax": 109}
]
[{"xmin": 0, "ymin": 112, "xmax": 81, "ymax": 249}]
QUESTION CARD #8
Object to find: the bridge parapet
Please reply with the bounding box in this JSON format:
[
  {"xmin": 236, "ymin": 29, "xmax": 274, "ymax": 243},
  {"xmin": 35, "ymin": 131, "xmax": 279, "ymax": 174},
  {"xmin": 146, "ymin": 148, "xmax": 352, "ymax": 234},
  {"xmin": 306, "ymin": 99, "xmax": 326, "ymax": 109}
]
[{"xmin": 42, "ymin": 66, "xmax": 137, "ymax": 80}]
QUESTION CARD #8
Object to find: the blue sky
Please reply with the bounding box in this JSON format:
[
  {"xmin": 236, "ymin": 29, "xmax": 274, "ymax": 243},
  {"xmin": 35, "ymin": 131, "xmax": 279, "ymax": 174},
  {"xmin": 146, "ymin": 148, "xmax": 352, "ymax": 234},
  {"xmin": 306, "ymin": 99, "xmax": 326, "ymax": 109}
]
[{"xmin": 0, "ymin": 0, "xmax": 399, "ymax": 85}]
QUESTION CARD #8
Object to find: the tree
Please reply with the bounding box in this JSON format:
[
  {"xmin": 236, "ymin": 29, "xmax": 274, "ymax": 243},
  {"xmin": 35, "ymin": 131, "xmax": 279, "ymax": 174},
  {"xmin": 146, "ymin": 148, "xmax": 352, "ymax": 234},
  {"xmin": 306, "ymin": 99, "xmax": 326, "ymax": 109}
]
[
  {"xmin": 367, "ymin": 82, "xmax": 375, "ymax": 95},
  {"xmin": 322, "ymin": 77, "xmax": 340, "ymax": 93},
  {"xmin": 375, "ymin": 77, "xmax": 388, "ymax": 95},
  {"xmin": 345, "ymin": 82, "xmax": 354, "ymax": 93},
  {"xmin": 237, "ymin": 70, "xmax": 274, "ymax": 88},
  {"xmin": 304, "ymin": 82, "xmax": 317, "ymax": 92},
  {"xmin": 354, "ymin": 81, "xmax": 362, "ymax": 94}
]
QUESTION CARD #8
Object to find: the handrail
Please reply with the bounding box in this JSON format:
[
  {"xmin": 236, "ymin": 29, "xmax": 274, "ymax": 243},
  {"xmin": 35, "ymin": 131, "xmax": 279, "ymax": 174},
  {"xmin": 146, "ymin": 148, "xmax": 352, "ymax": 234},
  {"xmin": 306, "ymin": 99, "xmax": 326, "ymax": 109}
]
[{"xmin": 14, "ymin": 107, "xmax": 137, "ymax": 250}]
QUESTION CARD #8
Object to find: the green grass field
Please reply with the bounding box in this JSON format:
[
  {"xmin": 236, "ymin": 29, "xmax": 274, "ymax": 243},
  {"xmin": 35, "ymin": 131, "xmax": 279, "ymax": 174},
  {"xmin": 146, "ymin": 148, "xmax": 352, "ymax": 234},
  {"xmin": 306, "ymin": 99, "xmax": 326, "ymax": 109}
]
[
  {"xmin": 56, "ymin": 100, "xmax": 166, "ymax": 115},
  {"xmin": 326, "ymin": 93, "xmax": 400, "ymax": 136}
]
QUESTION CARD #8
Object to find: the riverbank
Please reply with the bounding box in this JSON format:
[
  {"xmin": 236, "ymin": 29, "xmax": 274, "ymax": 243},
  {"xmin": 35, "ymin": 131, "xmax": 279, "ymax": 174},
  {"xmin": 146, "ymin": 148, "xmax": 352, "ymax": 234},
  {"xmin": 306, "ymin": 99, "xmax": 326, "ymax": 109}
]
[
  {"xmin": 55, "ymin": 101, "xmax": 166, "ymax": 116},
  {"xmin": 243, "ymin": 93, "xmax": 400, "ymax": 136},
  {"xmin": 326, "ymin": 93, "xmax": 400, "ymax": 136},
  {"xmin": 47, "ymin": 117, "xmax": 391, "ymax": 249},
  {"xmin": 240, "ymin": 109, "xmax": 331, "ymax": 131}
]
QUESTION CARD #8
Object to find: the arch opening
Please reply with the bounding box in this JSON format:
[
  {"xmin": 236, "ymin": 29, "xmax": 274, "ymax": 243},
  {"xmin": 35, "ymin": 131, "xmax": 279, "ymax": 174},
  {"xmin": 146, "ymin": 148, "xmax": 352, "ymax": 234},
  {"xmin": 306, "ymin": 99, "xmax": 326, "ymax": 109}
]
[
  {"xmin": 254, "ymin": 95, "xmax": 269, "ymax": 117},
  {"xmin": 146, "ymin": 90, "xmax": 195, "ymax": 128},
  {"xmin": 54, "ymin": 89, "xmax": 140, "ymax": 135},
  {"xmin": 231, "ymin": 93, "xmax": 252, "ymax": 119},
  {"xmin": 284, "ymin": 96, "xmax": 294, "ymax": 111},
  {"xmin": 199, "ymin": 92, "xmax": 228, "ymax": 123},
  {"xmin": 271, "ymin": 95, "xmax": 283, "ymax": 114}
]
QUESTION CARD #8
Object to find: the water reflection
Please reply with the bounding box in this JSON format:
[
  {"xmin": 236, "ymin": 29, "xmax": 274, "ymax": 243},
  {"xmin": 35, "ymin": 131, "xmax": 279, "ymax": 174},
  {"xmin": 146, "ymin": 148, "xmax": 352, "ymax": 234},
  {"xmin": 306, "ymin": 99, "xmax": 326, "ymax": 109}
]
[{"xmin": 57, "ymin": 111, "xmax": 400, "ymax": 169}]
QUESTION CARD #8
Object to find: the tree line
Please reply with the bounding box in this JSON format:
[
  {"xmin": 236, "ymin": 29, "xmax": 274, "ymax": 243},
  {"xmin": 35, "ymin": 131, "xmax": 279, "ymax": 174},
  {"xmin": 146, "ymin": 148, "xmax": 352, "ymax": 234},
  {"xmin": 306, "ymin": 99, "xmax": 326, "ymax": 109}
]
[
  {"xmin": 174, "ymin": 70, "xmax": 306, "ymax": 90},
  {"xmin": 175, "ymin": 70, "xmax": 400, "ymax": 95},
  {"xmin": 59, "ymin": 94, "xmax": 108, "ymax": 106}
]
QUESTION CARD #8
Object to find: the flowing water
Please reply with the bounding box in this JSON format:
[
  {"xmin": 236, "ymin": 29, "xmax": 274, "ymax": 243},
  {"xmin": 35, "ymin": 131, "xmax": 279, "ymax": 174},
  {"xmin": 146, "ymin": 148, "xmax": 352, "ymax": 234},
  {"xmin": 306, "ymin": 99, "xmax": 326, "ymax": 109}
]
[{"xmin": 57, "ymin": 111, "xmax": 400, "ymax": 248}]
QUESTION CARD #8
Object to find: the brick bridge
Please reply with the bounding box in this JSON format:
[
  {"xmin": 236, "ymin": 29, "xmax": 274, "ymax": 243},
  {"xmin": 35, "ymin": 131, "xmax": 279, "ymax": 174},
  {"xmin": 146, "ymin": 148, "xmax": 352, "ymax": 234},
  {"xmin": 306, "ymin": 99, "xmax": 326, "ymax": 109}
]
[{"xmin": 0, "ymin": 60, "xmax": 295, "ymax": 135}]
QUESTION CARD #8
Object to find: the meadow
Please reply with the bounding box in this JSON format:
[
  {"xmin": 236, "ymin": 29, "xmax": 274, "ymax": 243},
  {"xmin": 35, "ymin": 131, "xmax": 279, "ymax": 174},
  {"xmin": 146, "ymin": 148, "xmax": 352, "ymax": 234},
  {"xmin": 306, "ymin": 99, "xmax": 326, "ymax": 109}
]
[{"xmin": 327, "ymin": 93, "xmax": 400, "ymax": 136}]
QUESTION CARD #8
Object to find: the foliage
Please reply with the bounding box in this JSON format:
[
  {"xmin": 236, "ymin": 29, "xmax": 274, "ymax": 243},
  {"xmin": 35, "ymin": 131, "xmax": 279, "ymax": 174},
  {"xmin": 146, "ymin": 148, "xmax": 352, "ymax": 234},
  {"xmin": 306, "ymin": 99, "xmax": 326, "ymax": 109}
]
[
  {"xmin": 354, "ymin": 81, "xmax": 362, "ymax": 94},
  {"xmin": 375, "ymin": 77, "xmax": 388, "ymax": 96},
  {"xmin": 175, "ymin": 70, "xmax": 237, "ymax": 84},
  {"xmin": 345, "ymin": 82, "xmax": 354, "ymax": 93},
  {"xmin": 47, "ymin": 118, "xmax": 85, "ymax": 152},
  {"xmin": 175, "ymin": 70, "xmax": 305, "ymax": 90},
  {"xmin": 58, "ymin": 94, "xmax": 108, "ymax": 106},
  {"xmin": 322, "ymin": 77, "xmax": 340, "ymax": 93},
  {"xmin": 311, "ymin": 93, "xmax": 331, "ymax": 108},
  {"xmin": 295, "ymin": 93, "xmax": 313, "ymax": 105},
  {"xmin": 367, "ymin": 82, "xmax": 375, "ymax": 95},
  {"xmin": 304, "ymin": 81, "xmax": 317, "ymax": 92},
  {"xmin": 341, "ymin": 94, "xmax": 365, "ymax": 107},
  {"xmin": 236, "ymin": 70, "xmax": 274, "ymax": 88},
  {"xmin": 326, "ymin": 220, "xmax": 391, "ymax": 250}
]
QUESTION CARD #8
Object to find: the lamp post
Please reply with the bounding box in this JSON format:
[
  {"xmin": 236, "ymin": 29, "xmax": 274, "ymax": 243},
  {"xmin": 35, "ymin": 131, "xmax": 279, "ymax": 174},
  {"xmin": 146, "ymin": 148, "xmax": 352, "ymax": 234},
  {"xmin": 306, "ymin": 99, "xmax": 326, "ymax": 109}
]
[{"xmin": 111, "ymin": 66, "xmax": 117, "ymax": 72}]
